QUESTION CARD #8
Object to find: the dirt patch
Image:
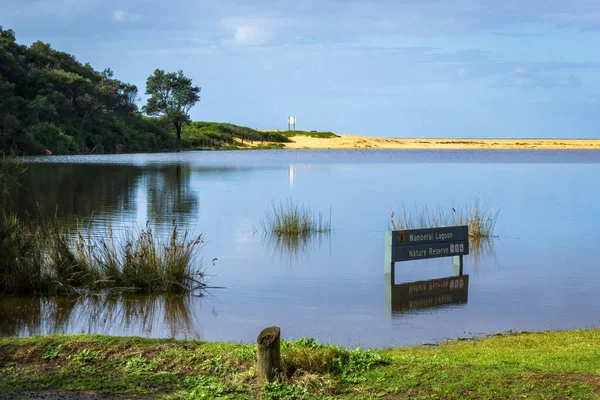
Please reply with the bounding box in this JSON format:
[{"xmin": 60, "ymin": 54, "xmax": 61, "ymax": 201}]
[
  {"xmin": 2, "ymin": 390, "xmax": 153, "ymax": 400},
  {"xmin": 562, "ymin": 374, "xmax": 600, "ymax": 390}
]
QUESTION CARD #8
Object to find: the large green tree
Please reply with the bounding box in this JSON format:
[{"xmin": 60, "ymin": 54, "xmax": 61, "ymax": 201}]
[
  {"xmin": 143, "ymin": 69, "xmax": 201, "ymax": 142},
  {"xmin": 0, "ymin": 26, "xmax": 175, "ymax": 155}
]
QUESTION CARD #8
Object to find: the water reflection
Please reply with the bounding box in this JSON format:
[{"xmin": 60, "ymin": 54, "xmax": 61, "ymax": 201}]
[
  {"xmin": 8, "ymin": 163, "xmax": 141, "ymax": 220},
  {"xmin": 145, "ymin": 165, "xmax": 199, "ymax": 225},
  {"xmin": 6, "ymin": 163, "xmax": 200, "ymax": 228},
  {"xmin": 262, "ymin": 232, "xmax": 331, "ymax": 264},
  {"xmin": 389, "ymin": 275, "xmax": 469, "ymax": 314},
  {"xmin": 0, "ymin": 294, "xmax": 200, "ymax": 339},
  {"xmin": 469, "ymin": 237, "xmax": 497, "ymax": 267}
]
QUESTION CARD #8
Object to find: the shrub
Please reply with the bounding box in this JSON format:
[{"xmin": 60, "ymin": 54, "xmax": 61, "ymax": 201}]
[
  {"xmin": 263, "ymin": 200, "xmax": 331, "ymax": 237},
  {"xmin": 26, "ymin": 122, "xmax": 78, "ymax": 154},
  {"xmin": 0, "ymin": 214, "xmax": 206, "ymax": 295}
]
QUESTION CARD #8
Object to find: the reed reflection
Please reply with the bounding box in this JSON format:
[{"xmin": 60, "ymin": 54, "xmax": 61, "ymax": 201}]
[
  {"xmin": 468, "ymin": 237, "xmax": 497, "ymax": 268},
  {"xmin": 262, "ymin": 231, "xmax": 331, "ymax": 265},
  {"xmin": 0, "ymin": 294, "xmax": 201, "ymax": 339},
  {"xmin": 0, "ymin": 297, "xmax": 44, "ymax": 336}
]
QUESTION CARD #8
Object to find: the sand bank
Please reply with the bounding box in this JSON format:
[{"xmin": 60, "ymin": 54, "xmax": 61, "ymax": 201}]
[{"xmin": 283, "ymin": 135, "xmax": 600, "ymax": 150}]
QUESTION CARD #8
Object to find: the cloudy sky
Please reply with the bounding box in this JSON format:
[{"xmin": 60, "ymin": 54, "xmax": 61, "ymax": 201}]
[{"xmin": 2, "ymin": 0, "xmax": 600, "ymax": 138}]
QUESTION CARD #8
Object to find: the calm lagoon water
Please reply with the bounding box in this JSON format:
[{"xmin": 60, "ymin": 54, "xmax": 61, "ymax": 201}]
[{"xmin": 2, "ymin": 149, "xmax": 600, "ymax": 348}]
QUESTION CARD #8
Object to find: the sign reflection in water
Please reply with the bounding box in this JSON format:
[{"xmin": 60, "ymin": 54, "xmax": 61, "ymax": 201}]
[{"xmin": 389, "ymin": 275, "xmax": 469, "ymax": 313}]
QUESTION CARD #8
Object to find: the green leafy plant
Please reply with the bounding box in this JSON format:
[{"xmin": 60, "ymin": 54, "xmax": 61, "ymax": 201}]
[
  {"xmin": 42, "ymin": 344, "xmax": 63, "ymax": 360},
  {"xmin": 234, "ymin": 345, "xmax": 256, "ymax": 362},
  {"xmin": 124, "ymin": 356, "xmax": 157, "ymax": 374},
  {"xmin": 72, "ymin": 349, "xmax": 102, "ymax": 363}
]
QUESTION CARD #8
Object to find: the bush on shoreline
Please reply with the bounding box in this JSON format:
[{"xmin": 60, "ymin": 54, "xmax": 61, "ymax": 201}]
[{"xmin": 0, "ymin": 214, "xmax": 205, "ymax": 295}]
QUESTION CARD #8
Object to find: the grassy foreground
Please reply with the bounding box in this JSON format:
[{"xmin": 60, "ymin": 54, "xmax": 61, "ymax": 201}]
[{"xmin": 1, "ymin": 330, "xmax": 599, "ymax": 399}]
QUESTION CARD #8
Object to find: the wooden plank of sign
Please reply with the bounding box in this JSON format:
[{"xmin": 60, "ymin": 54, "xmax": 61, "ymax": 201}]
[
  {"xmin": 392, "ymin": 225, "xmax": 469, "ymax": 246},
  {"xmin": 391, "ymin": 240, "xmax": 469, "ymax": 262}
]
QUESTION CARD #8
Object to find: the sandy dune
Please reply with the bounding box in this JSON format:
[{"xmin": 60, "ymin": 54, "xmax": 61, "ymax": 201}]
[{"xmin": 283, "ymin": 135, "xmax": 600, "ymax": 150}]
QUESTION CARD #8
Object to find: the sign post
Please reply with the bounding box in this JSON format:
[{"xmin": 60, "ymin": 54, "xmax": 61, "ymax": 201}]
[{"xmin": 385, "ymin": 225, "xmax": 470, "ymax": 315}]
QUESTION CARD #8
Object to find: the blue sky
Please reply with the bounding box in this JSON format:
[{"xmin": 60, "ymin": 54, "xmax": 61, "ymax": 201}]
[{"xmin": 2, "ymin": 0, "xmax": 600, "ymax": 138}]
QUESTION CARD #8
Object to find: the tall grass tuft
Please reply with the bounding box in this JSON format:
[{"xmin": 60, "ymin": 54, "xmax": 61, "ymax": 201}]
[
  {"xmin": 390, "ymin": 196, "xmax": 499, "ymax": 239},
  {"xmin": 263, "ymin": 200, "xmax": 331, "ymax": 237},
  {"xmin": 0, "ymin": 213, "xmax": 44, "ymax": 294},
  {"xmin": 0, "ymin": 213, "xmax": 206, "ymax": 295},
  {"xmin": 121, "ymin": 224, "xmax": 205, "ymax": 292},
  {"xmin": 0, "ymin": 155, "xmax": 26, "ymax": 209}
]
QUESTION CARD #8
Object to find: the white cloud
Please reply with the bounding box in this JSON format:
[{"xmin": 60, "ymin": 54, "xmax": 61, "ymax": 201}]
[
  {"xmin": 497, "ymin": 68, "xmax": 582, "ymax": 88},
  {"xmin": 221, "ymin": 16, "xmax": 281, "ymax": 46},
  {"xmin": 113, "ymin": 9, "xmax": 142, "ymax": 23}
]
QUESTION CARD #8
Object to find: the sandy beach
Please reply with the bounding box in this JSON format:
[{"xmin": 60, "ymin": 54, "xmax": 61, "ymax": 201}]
[{"xmin": 283, "ymin": 135, "xmax": 600, "ymax": 150}]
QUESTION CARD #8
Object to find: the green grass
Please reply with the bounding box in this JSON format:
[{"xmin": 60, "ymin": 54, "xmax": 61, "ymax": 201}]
[
  {"xmin": 0, "ymin": 330, "xmax": 599, "ymax": 399},
  {"xmin": 0, "ymin": 214, "xmax": 206, "ymax": 295},
  {"xmin": 391, "ymin": 195, "xmax": 499, "ymax": 239},
  {"xmin": 282, "ymin": 130, "xmax": 340, "ymax": 139},
  {"xmin": 263, "ymin": 200, "xmax": 331, "ymax": 238},
  {"xmin": 253, "ymin": 143, "xmax": 286, "ymax": 150},
  {"xmin": 181, "ymin": 122, "xmax": 292, "ymax": 149}
]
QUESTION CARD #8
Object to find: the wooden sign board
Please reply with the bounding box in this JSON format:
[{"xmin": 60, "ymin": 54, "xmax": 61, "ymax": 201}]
[
  {"xmin": 391, "ymin": 225, "xmax": 469, "ymax": 262},
  {"xmin": 385, "ymin": 225, "xmax": 470, "ymax": 286},
  {"xmin": 391, "ymin": 275, "xmax": 469, "ymax": 311}
]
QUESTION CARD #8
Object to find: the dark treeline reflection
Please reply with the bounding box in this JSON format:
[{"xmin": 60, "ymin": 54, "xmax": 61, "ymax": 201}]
[
  {"xmin": 8, "ymin": 163, "xmax": 141, "ymax": 219},
  {"xmin": 6, "ymin": 163, "xmax": 199, "ymax": 226},
  {"xmin": 145, "ymin": 165, "xmax": 198, "ymax": 224},
  {"xmin": 0, "ymin": 294, "xmax": 201, "ymax": 339}
]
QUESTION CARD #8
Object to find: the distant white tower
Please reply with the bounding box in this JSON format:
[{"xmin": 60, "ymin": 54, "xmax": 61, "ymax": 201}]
[{"xmin": 287, "ymin": 116, "xmax": 296, "ymax": 130}]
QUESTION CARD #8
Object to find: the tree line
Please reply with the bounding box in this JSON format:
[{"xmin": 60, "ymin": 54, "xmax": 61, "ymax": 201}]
[{"xmin": 0, "ymin": 26, "xmax": 200, "ymax": 155}]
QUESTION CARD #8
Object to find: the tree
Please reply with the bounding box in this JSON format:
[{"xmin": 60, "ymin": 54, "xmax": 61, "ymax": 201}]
[
  {"xmin": 0, "ymin": 26, "xmax": 175, "ymax": 155},
  {"xmin": 143, "ymin": 69, "xmax": 200, "ymax": 142}
]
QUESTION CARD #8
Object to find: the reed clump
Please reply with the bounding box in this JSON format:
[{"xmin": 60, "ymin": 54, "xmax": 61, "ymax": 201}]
[
  {"xmin": 0, "ymin": 154, "xmax": 26, "ymax": 199},
  {"xmin": 391, "ymin": 196, "xmax": 499, "ymax": 239},
  {"xmin": 263, "ymin": 200, "xmax": 331, "ymax": 237},
  {"xmin": 0, "ymin": 214, "xmax": 205, "ymax": 295}
]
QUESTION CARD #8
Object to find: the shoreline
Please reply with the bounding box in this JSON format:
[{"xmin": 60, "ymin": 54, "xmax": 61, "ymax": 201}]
[
  {"xmin": 282, "ymin": 135, "xmax": 600, "ymax": 150},
  {"xmin": 1, "ymin": 329, "xmax": 599, "ymax": 399}
]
